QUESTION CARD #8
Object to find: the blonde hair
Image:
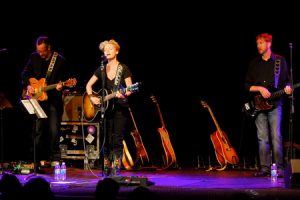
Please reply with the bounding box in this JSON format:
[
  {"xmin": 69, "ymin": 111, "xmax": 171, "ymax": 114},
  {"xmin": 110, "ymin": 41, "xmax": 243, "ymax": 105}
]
[{"xmin": 99, "ymin": 39, "xmax": 120, "ymax": 52}]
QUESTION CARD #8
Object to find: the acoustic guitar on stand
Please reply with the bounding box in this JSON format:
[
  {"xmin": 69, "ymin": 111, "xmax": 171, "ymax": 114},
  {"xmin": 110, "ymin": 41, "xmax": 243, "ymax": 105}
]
[
  {"xmin": 128, "ymin": 106, "xmax": 150, "ymax": 166},
  {"xmin": 22, "ymin": 78, "xmax": 77, "ymax": 101},
  {"xmin": 200, "ymin": 100, "xmax": 239, "ymax": 171},
  {"xmin": 151, "ymin": 95, "xmax": 177, "ymax": 169}
]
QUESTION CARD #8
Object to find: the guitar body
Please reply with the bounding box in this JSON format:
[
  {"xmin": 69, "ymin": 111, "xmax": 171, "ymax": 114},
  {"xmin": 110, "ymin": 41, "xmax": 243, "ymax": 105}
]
[
  {"xmin": 211, "ymin": 130, "xmax": 239, "ymax": 165},
  {"xmin": 22, "ymin": 77, "xmax": 77, "ymax": 101},
  {"xmin": 254, "ymin": 95, "xmax": 273, "ymax": 110},
  {"xmin": 158, "ymin": 127, "xmax": 177, "ymax": 167},
  {"xmin": 210, "ymin": 132, "xmax": 226, "ymax": 166},
  {"xmin": 131, "ymin": 129, "xmax": 150, "ymax": 165},
  {"xmin": 82, "ymin": 90, "xmax": 109, "ymax": 122},
  {"xmin": 122, "ymin": 140, "xmax": 134, "ymax": 170},
  {"xmin": 24, "ymin": 78, "xmax": 48, "ymax": 101}
]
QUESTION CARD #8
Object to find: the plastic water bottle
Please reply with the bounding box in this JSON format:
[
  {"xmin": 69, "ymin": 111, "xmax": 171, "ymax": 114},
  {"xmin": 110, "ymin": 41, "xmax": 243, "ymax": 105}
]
[
  {"xmin": 271, "ymin": 163, "xmax": 278, "ymax": 182},
  {"xmin": 54, "ymin": 162, "xmax": 61, "ymax": 181},
  {"xmin": 84, "ymin": 157, "xmax": 89, "ymax": 170},
  {"xmin": 60, "ymin": 162, "xmax": 67, "ymax": 181}
]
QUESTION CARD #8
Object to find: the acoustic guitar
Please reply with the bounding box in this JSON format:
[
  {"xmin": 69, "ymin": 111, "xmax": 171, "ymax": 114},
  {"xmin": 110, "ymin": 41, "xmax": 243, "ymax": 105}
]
[
  {"xmin": 83, "ymin": 82, "xmax": 140, "ymax": 122},
  {"xmin": 128, "ymin": 106, "xmax": 150, "ymax": 166},
  {"xmin": 122, "ymin": 140, "xmax": 134, "ymax": 170},
  {"xmin": 151, "ymin": 95, "xmax": 177, "ymax": 169},
  {"xmin": 22, "ymin": 78, "xmax": 77, "ymax": 101},
  {"xmin": 200, "ymin": 100, "xmax": 239, "ymax": 170}
]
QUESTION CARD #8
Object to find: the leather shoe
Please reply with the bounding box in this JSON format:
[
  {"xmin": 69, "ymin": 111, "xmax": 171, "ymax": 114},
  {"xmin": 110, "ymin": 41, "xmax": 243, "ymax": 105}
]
[{"xmin": 254, "ymin": 171, "xmax": 269, "ymax": 177}]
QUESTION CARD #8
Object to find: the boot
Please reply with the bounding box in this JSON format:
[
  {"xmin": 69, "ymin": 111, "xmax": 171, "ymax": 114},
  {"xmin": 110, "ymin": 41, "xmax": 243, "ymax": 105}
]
[
  {"xmin": 103, "ymin": 157, "xmax": 111, "ymax": 177},
  {"xmin": 111, "ymin": 156, "xmax": 122, "ymax": 176}
]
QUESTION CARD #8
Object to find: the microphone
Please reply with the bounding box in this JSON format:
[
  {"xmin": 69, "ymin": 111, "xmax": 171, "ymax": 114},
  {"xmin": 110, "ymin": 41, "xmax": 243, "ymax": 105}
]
[
  {"xmin": 100, "ymin": 55, "xmax": 108, "ymax": 70},
  {"xmin": 101, "ymin": 55, "xmax": 108, "ymax": 64},
  {"xmin": 289, "ymin": 43, "xmax": 293, "ymax": 49}
]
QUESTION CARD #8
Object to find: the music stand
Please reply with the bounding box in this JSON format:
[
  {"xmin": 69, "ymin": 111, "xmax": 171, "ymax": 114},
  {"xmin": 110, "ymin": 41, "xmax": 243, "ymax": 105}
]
[
  {"xmin": 20, "ymin": 98, "xmax": 47, "ymax": 175},
  {"xmin": 0, "ymin": 92, "xmax": 13, "ymax": 174}
]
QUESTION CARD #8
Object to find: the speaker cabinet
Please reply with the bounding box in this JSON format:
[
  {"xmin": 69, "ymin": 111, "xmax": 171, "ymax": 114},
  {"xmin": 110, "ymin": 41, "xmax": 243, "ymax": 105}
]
[
  {"xmin": 62, "ymin": 94, "xmax": 84, "ymax": 121},
  {"xmin": 285, "ymin": 159, "xmax": 300, "ymax": 188}
]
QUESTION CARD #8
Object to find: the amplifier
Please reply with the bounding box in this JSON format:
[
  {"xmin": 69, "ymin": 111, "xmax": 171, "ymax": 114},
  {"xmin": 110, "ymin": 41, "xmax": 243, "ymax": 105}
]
[
  {"xmin": 59, "ymin": 122, "xmax": 100, "ymax": 160},
  {"xmin": 62, "ymin": 94, "xmax": 84, "ymax": 121}
]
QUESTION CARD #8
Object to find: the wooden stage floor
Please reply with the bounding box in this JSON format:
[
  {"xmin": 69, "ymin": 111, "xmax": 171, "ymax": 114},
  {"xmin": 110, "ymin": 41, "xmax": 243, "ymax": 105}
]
[{"xmin": 2, "ymin": 165, "xmax": 300, "ymax": 200}]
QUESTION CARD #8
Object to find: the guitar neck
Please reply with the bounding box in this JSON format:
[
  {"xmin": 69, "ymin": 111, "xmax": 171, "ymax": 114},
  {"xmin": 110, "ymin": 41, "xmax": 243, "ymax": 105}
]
[
  {"xmin": 207, "ymin": 107, "xmax": 222, "ymax": 133},
  {"xmin": 43, "ymin": 81, "xmax": 69, "ymax": 92},
  {"xmin": 270, "ymin": 82, "xmax": 300, "ymax": 99},
  {"xmin": 103, "ymin": 86, "xmax": 131, "ymax": 102},
  {"xmin": 155, "ymin": 103, "xmax": 166, "ymax": 128},
  {"xmin": 128, "ymin": 107, "xmax": 139, "ymax": 132},
  {"xmin": 43, "ymin": 83, "xmax": 59, "ymax": 92}
]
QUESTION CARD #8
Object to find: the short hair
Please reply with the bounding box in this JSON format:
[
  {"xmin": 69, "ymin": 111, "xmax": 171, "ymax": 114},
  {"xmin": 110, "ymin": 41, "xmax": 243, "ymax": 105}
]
[
  {"xmin": 99, "ymin": 39, "xmax": 120, "ymax": 52},
  {"xmin": 36, "ymin": 36, "xmax": 51, "ymax": 47},
  {"xmin": 256, "ymin": 33, "xmax": 272, "ymax": 43}
]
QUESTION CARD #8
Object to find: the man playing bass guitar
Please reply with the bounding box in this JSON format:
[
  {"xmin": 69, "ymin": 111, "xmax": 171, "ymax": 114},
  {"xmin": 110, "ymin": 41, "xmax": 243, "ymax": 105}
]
[{"xmin": 245, "ymin": 33, "xmax": 293, "ymax": 177}]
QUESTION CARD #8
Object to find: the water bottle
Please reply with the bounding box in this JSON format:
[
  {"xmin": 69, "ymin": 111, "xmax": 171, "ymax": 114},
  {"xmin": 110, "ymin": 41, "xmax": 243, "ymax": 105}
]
[
  {"xmin": 84, "ymin": 157, "xmax": 89, "ymax": 170},
  {"xmin": 271, "ymin": 163, "xmax": 278, "ymax": 182},
  {"xmin": 60, "ymin": 162, "xmax": 67, "ymax": 181},
  {"xmin": 54, "ymin": 162, "xmax": 61, "ymax": 181}
]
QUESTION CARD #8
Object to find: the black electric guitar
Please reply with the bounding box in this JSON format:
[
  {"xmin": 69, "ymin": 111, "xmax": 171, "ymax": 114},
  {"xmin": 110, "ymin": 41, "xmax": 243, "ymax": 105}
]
[
  {"xmin": 243, "ymin": 82, "xmax": 300, "ymax": 117},
  {"xmin": 83, "ymin": 82, "xmax": 140, "ymax": 122}
]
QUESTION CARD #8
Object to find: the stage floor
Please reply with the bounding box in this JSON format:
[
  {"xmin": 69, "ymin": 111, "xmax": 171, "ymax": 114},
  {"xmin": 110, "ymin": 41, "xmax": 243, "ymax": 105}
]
[{"xmin": 2, "ymin": 165, "xmax": 300, "ymax": 200}]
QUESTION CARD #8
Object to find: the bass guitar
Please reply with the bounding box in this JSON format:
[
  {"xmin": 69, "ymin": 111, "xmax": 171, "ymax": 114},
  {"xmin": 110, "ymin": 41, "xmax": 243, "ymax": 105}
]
[
  {"xmin": 243, "ymin": 82, "xmax": 300, "ymax": 117},
  {"xmin": 22, "ymin": 78, "xmax": 77, "ymax": 101},
  {"xmin": 83, "ymin": 82, "xmax": 140, "ymax": 122},
  {"xmin": 200, "ymin": 100, "xmax": 239, "ymax": 170},
  {"xmin": 128, "ymin": 106, "xmax": 150, "ymax": 166},
  {"xmin": 151, "ymin": 95, "xmax": 177, "ymax": 169}
]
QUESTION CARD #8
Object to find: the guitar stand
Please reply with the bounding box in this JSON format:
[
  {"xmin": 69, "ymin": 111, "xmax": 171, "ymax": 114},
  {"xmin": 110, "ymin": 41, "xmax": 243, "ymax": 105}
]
[{"xmin": 20, "ymin": 99, "xmax": 47, "ymax": 178}]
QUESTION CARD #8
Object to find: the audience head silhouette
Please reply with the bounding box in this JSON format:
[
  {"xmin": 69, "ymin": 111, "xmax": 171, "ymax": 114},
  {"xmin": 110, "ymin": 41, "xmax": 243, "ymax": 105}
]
[
  {"xmin": 23, "ymin": 177, "xmax": 54, "ymax": 200},
  {"xmin": 0, "ymin": 173, "xmax": 23, "ymax": 200},
  {"xmin": 95, "ymin": 177, "xmax": 120, "ymax": 200},
  {"xmin": 128, "ymin": 186, "xmax": 155, "ymax": 200}
]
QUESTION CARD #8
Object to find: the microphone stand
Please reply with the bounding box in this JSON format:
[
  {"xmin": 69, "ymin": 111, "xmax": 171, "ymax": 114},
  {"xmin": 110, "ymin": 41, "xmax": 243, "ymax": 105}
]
[
  {"xmin": 287, "ymin": 42, "xmax": 295, "ymax": 161},
  {"xmin": 100, "ymin": 60, "xmax": 107, "ymax": 176}
]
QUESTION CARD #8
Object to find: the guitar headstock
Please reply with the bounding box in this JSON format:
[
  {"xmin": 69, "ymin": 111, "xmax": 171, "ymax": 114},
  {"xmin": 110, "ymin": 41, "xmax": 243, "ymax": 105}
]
[
  {"xmin": 200, "ymin": 100, "xmax": 210, "ymax": 109},
  {"xmin": 150, "ymin": 95, "xmax": 157, "ymax": 103},
  {"xmin": 128, "ymin": 82, "xmax": 141, "ymax": 93},
  {"xmin": 64, "ymin": 78, "xmax": 77, "ymax": 87}
]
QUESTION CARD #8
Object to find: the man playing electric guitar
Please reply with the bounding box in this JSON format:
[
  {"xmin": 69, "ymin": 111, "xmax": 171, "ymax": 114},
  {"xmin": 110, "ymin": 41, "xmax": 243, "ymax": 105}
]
[{"xmin": 21, "ymin": 36, "xmax": 72, "ymax": 166}]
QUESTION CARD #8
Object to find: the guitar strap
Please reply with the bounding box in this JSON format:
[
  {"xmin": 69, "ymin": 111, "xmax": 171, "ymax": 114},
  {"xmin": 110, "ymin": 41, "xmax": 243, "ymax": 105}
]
[
  {"xmin": 45, "ymin": 52, "xmax": 58, "ymax": 83},
  {"xmin": 274, "ymin": 55, "xmax": 281, "ymax": 89},
  {"xmin": 113, "ymin": 63, "xmax": 123, "ymax": 92}
]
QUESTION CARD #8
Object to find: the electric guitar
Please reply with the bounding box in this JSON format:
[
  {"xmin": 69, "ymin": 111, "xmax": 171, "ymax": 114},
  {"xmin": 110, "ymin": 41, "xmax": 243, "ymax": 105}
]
[
  {"xmin": 243, "ymin": 82, "xmax": 300, "ymax": 117},
  {"xmin": 22, "ymin": 78, "xmax": 77, "ymax": 101},
  {"xmin": 201, "ymin": 100, "xmax": 239, "ymax": 170},
  {"xmin": 150, "ymin": 95, "xmax": 177, "ymax": 169},
  {"xmin": 83, "ymin": 82, "xmax": 140, "ymax": 122}
]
